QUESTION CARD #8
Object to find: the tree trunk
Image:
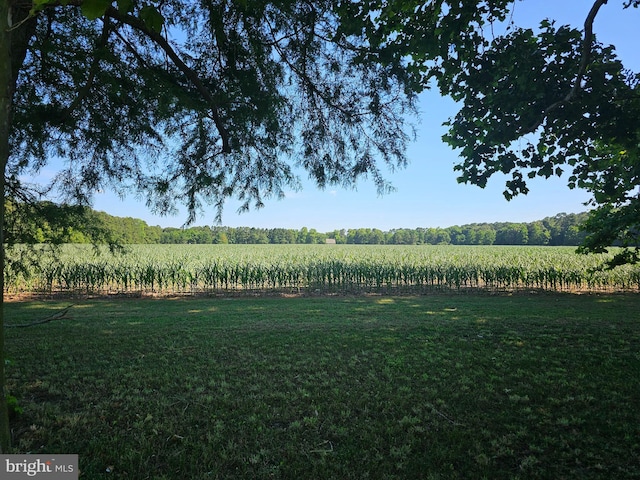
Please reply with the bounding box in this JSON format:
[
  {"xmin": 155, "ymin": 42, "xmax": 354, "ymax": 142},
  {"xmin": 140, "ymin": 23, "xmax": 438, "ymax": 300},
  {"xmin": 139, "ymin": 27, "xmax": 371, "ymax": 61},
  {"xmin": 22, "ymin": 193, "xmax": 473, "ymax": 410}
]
[{"xmin": 0, "ymin": 0, "xmax": 12, "ymax": 453}]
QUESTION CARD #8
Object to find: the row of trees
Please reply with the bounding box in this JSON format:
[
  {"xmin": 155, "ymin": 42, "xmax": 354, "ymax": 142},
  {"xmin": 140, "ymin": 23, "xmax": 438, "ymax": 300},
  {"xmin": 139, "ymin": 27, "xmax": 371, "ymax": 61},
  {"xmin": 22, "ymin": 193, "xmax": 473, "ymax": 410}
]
[
  {"xmin": 337, "ymin": 214, "xmax": 588, "ymax": 246},
  {"xmin": 11, "ymin": 202, "xmax": 589, "ymax": 246},
  {"xmin": 155, "ymin": 213, "xmax": 590, "ymax": 246}
]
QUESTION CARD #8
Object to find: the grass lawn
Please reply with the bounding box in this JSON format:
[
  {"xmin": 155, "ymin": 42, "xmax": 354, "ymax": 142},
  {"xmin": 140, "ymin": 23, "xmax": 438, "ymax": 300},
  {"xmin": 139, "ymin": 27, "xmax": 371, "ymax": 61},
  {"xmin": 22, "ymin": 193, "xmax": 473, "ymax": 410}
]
[{"xmin": 4, "ymin": 293, "xmax": 640, "ymax": 479}]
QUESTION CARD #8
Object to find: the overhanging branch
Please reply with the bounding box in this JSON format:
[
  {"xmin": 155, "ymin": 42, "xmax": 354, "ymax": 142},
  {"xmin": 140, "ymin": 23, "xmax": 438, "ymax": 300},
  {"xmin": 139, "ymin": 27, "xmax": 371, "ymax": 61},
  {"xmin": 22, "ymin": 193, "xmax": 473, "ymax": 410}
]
[
  {"xmin": 566, "ymin": 0, "xmax": 609, "ymax": 103},
  {"xmin": 104, "ymin": 6, "xmax": 232, "ymax": 154},
  {"xmin": 525, "ymin": 0, "xmax": 609, "ymax": 134},
  {"xmin": 61, "ymin": 17, "xmax": 111, "ymax": 121}
]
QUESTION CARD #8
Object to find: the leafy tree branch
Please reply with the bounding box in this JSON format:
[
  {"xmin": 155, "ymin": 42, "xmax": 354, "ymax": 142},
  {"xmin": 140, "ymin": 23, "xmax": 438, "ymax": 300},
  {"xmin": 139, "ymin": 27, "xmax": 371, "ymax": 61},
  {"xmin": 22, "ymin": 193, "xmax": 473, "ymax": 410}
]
[{"xmin": 103, "ymin": 5, "xmax": 232, "ymax": 153}]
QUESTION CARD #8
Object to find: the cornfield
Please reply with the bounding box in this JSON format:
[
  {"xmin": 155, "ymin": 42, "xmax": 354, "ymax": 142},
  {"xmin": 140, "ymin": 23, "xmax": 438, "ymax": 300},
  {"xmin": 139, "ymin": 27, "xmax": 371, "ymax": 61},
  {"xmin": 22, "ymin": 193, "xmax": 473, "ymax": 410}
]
[{"xmin": 5, "ymin": 244, "xmax": 640, "ymax": 296}]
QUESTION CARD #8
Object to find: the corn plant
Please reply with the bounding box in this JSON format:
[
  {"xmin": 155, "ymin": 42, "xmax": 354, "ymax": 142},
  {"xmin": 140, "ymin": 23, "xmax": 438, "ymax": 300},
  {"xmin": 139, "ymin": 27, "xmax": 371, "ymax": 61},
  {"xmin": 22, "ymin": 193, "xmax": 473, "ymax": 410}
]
[{"xmin": 5, "ymin": 244, "xmax": 640, "ymax": 295}]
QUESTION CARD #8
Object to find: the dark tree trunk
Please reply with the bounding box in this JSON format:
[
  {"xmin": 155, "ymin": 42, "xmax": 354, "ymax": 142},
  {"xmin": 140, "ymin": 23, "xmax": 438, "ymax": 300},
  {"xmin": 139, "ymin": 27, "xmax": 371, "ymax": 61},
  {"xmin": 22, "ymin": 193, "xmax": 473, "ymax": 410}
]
[{"xmin": 0, "ymin": 0, "xmax": 13, "ymax": 453}]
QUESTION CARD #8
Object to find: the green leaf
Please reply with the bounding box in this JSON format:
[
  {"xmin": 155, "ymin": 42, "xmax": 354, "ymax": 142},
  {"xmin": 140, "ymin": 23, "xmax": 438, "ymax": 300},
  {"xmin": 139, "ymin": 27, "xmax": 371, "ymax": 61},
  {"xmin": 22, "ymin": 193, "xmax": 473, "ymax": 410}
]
[
  {"xmin": 116, "ymin": 0, "xmax": 135, "ymax": 14},
  {"xmin": 140, "ymin": 5, "xmax": 164, "ymax": 33},
  {"xmin": 30, "ymin": 0, "xmax": 60, "ymax": 15},
  {"xmin": 81, "ymin": 0, "xmax": 112, "ymax": 20}
]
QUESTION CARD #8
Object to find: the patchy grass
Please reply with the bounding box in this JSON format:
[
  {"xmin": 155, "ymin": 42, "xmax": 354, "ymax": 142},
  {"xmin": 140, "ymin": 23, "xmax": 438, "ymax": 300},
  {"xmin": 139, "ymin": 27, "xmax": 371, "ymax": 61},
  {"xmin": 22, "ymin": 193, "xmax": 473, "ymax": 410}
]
[{"xmin": 4, "ymin": 293, "xmax": 640, "ymax": 479}]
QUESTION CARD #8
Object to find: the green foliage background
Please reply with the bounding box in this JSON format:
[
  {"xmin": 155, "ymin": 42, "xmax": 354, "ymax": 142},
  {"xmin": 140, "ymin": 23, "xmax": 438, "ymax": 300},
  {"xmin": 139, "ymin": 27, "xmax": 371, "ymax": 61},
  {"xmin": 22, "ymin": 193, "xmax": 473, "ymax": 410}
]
[{"xmin": 7, "ymin": 200, "xmax": 590, "ymax": 246}]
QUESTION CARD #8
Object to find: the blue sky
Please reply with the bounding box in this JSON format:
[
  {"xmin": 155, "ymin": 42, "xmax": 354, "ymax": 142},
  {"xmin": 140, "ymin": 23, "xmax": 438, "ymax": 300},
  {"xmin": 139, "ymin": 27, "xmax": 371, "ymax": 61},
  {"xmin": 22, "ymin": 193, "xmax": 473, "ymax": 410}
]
[{"xmin": 89, "ymin": 0, "xmax": 639, "ymax": 231}]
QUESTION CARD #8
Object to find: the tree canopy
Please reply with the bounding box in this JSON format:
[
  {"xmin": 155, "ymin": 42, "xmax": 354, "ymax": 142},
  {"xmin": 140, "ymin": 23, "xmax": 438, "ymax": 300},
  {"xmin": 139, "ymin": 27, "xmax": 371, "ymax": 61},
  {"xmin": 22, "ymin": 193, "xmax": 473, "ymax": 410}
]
[
  {"xmin": 343, "ymin": 0, "xmax": 640, "ymax": 265},
  {"xmin": 8, "ymin": 0, "xmax": 417, "ymax": 223}
]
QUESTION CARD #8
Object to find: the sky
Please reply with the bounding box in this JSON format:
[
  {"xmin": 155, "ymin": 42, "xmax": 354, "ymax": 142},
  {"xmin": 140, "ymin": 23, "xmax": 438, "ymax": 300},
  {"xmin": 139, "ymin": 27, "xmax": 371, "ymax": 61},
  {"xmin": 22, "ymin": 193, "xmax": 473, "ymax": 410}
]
[{"xmin": 83, "ymin": 1, "xmax": 639, "ymax": 231}]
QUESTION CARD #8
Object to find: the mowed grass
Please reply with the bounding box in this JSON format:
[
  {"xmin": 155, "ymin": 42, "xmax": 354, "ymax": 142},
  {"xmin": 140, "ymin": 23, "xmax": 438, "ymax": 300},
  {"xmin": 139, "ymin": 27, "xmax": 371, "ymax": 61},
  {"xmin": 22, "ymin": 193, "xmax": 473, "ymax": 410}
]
[{"xmin": 4, "ymin": 293, "xmax": 640, "ymax": 479}]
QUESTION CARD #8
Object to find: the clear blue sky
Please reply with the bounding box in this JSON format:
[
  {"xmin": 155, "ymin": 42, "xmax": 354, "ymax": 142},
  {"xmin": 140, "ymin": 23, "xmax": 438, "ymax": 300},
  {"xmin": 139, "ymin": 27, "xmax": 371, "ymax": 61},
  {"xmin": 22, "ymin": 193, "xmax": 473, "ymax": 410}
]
[{"xmin": 87, "ymin": 0, "xmax": 638, "ymax": 231}]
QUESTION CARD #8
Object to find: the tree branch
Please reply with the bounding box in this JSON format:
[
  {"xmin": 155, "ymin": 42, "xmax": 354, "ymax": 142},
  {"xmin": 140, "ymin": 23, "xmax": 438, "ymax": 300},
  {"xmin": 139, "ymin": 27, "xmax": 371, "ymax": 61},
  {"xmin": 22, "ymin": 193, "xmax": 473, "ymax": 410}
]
[
  {"xmin": 5, "ymin": 305, "xmax": 73, "ymax": 328},
  {"xmin": 61, "ymin": 17, "xmax": 111, "ymax": 121},
  {"xmin": 566, "ymin": 0, "xmax": 609, "ymax": 103},
  {"xmin": 525, "ymin": 0, "xmax": 609, "ymax": 134},
  {"xmin": 104, "ymin": 6, "xmax": 232, "ymax": 154},
  {"xmin": 9, "ymin": 4, "xmax": 38, "ymax": 99}
]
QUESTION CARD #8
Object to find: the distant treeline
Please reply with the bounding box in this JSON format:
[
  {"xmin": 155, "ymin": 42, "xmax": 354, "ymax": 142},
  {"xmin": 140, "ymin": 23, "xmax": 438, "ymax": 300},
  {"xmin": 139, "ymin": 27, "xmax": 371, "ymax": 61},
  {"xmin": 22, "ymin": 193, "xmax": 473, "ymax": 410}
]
[
  {"xmin": 6, "ymin": 200, "xmax": 590, "ymax": 246},
  {"xmin": 93, "ymin": 210, "xmax": 590, "ymax": 246}
]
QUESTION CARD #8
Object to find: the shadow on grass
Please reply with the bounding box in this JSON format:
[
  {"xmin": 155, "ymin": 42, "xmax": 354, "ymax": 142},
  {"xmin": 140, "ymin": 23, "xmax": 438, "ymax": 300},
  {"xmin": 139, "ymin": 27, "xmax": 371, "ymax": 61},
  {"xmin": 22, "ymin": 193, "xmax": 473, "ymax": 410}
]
[{"xmin": 5, "ymin": 293, "xmax": 640, "ymax": 479}]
